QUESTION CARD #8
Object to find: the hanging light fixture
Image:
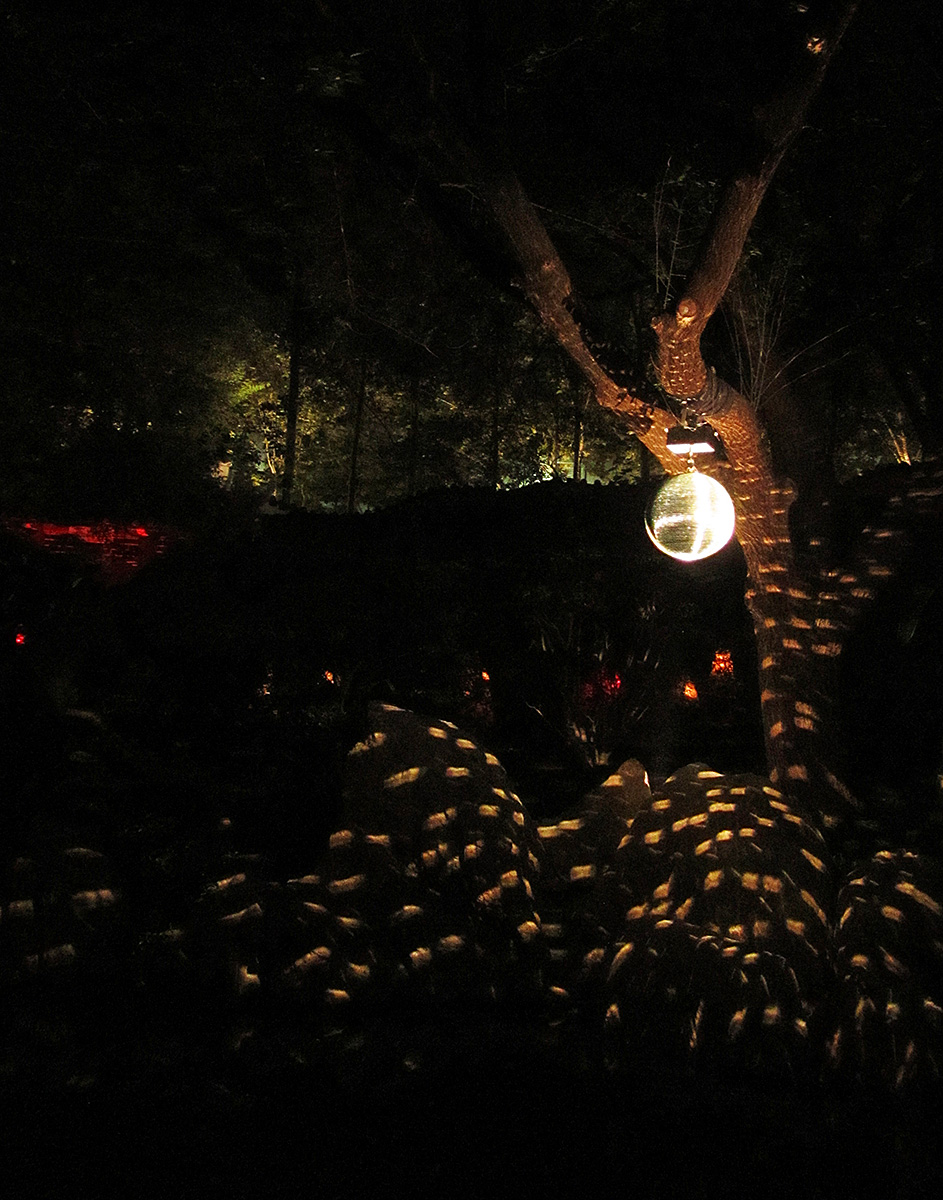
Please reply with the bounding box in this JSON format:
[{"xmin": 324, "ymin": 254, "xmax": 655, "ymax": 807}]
[
  {"xmin": 665, "ymin": 421, "xmax": 721, "ymax": 456},
  {"xmin": 645, "ymin": 411, "xmax": 736, "ymax": 562}
]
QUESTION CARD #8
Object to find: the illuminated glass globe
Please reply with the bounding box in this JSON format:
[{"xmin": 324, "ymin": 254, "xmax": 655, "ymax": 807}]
[{"xmin": 645, "ymin": 471, "xmax": 736, "ymax": 562}]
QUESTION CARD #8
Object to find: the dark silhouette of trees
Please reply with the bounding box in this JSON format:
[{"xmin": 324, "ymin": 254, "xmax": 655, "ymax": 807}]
[{"xmin": 4, "ymin": 0, "xmax": 943, "ymax": 829}]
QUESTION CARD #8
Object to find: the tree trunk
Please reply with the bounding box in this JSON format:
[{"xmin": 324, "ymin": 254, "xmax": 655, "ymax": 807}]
[
  {"xmin": 489, "ymin": 388, "xmax": 501, "ymax": 489},
  {"xmin": 347, "ymin": 357, "xmax": 368, "ymax": 514},
  {"xmin": 281, "ymin": 269, "xmax": 304, "ymax": 508},
  {"xmin": 324, "ymin": 0, "xmax": 923, "ymax": 839},
  {"xmin": 406, "ymin": 373, "xmax": 421, "ymax": 496},
  {"xmin": 438, "ymin": 0, "xmax": 867, "ymax": 833},
  {"xmin": 572, "ymin": 387, "xmax": 583, "ymax": 481}
]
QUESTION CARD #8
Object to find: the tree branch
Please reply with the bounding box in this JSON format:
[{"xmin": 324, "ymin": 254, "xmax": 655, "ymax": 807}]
[
  {"xmin": 431, "ymin": 133, "xmax": 682, "ymax": 451},
  {"xmin": 325, "ymin": 1, "xmax": 858, "ymax": 497},
  {"xmin": 652, "ymin": 0, "xmax": 860, "ymax": 404}
]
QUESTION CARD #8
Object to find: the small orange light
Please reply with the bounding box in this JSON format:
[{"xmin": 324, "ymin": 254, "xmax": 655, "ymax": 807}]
[
  {"xmin": 711, "ymin": 649, "xmax": 734, "ymax": 677},
  {"xmin": 680, "ymin": 679, "xmax": 698, "ymax": 702}
]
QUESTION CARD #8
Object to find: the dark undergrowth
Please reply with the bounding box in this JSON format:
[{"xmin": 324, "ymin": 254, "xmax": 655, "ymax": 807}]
[
  {"xmin": 3, "ymin": 482, "xmax": 943, "ymax": 1196},
  {"xmin": 3, "ymin": 995, "xmax": 941, "ymax": 1200}
]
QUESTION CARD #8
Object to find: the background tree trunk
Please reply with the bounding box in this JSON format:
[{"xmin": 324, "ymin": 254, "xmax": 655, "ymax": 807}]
[
  {"xmin": 571, "ymin": 388, "xmax": 583, "ymax": 482},
  {"xmin": 489, "ymin": 388, "xmax": 501, "ymax": 489},
  {"xmin": 347, "ymin": 357, "xmax": 368, "ymax": 514},
  {"xmin": 406, "ymin": 373, "xmax": 421, "ymax": 497},
  {"xmin": 280, "ymin": 269, "xmax": 304, "ymax": 508}
]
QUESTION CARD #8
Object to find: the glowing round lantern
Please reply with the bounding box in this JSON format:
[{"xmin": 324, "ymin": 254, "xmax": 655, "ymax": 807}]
[{"xmin": 645, "ymin": 470, "xmax": 736, "ymax": 562}]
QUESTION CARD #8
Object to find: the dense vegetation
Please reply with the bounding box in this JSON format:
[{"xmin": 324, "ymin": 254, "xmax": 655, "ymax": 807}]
[{"xmin": 2, "ymin": 1, "xmax": 940, "ymax": 517}]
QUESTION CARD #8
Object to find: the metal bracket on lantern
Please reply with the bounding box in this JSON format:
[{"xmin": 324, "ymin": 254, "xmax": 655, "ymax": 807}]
[{"xmin": 665, "ymin": 404, "xmax": 722, "ymax": 458}]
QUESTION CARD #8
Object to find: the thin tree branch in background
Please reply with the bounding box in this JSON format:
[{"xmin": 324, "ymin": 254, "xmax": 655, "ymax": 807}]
[{"xmin": 652, "ymin": 0, "xmax": 860, "ymax": 403}]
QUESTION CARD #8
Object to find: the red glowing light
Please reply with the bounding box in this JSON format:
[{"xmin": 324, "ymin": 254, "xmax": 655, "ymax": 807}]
[
  {"xmin": 579, "ymin": 667, "xmax": 623, "ymax": 706},
  {"xmin": 4, "ymin": 519, "xmax": 182, "ymax": 584},
  {"xmin": 14, "ymin": 630, "xmax": 26, "ymax": 646}
]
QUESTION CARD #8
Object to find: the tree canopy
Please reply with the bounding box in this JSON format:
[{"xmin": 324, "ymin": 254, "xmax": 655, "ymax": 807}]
[{"xmin": 2, "ymin": 1, "xmax": 940, "ymax": 516}]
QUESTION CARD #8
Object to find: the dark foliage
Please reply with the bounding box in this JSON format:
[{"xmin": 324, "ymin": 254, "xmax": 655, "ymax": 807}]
[{"xmin": 3, "ymin": 482, "xmax": 943, "ymax": 1196}]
